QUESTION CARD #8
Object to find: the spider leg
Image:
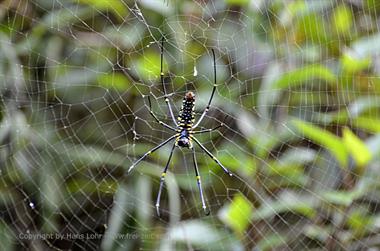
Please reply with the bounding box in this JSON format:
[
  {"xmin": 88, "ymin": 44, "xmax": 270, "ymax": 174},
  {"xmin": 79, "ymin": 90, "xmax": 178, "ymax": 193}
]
[
  {"xmin": 128, "ymin": 134, "xmax": 177, "ymax": 174},
  {"xmin": 192, "ymin": 146, "xmax": 210, "ymax": 215},
  {"xmin": 191, "ymin": 136, "xmax": 233, "ymax": 177},
  {"xmin": 147, "ymin": 95, "xmax": 176, "ymax": 131},
  {"xmin": 160, "ymin": 36, "xmax": 178, "ymax": 126},
  {"xmin": 155, "ymin": 143, "xmax": 176, "ymax": 217},
  {"xmin": 192, "ymin": 49, "xmax": 217, "ymax": 129}
]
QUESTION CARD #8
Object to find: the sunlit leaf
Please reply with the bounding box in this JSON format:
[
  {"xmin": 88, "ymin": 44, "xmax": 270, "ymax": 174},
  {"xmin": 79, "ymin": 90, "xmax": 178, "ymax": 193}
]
[
  {"xmin": 341, "ymin": 51, "xmax": 372, "ymax": 73},
  {"xmin": 133, "ymin": 50, "xmax": 165, "ymax": 81},
  {"xmin": 332, "ymin": 4, "xmax": 353, "ymax": 35},
  {"xmin": 343, "ymin": 127, "xmax": 372, "ymax": 168},
  {"xmin": 347, "ymin": 209, "xmax": 374, "ymax": 237},
  {"xmin": 220, "ymin": 194, "xmax": 253, "ymax": 234},
  {"xmin": 292, "ymin": 119, "xmax": 348, "ymax": 167},
  {"xmin": 352, "ymin": 117, "xmax": 380, "ymax": 133},
  {"xmin": 76, "ymin": 0, "xmax": 128, "ymax": 19},
  {"xmin": 225, "ymin": 0, "xmax": 249, "ymax": 5},
  {"xmin": 296, "ymin": 13, "xmax": 327, "ymax": 43},
  {"xmin": 97, "ymin": 72, "xmax": 130, "ymax": 91}
]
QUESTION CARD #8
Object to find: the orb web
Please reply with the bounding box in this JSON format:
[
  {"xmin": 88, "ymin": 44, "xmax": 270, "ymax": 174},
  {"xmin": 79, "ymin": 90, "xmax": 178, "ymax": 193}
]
[{"xmin": 1, "ymin": 0, "xmax": 380, "ymax": 250}]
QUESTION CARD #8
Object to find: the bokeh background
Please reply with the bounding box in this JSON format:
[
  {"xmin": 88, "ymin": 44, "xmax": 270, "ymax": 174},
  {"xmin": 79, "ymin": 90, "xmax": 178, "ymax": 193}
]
[{"xmin": 2, "ymin": 0, "xmax": 380, "ymax": 250}]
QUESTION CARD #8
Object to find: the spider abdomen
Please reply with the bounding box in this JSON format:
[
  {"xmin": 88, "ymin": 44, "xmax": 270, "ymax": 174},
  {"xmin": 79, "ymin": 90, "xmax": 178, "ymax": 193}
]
[{"xmin": 178, "ymin": 91, "xmax": 195, "ymax": 128}]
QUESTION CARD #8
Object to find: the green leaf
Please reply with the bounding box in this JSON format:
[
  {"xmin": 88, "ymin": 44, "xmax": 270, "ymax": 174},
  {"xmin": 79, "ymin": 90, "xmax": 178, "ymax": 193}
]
[
  {"xmin": 332, "ymin": 5, "xmax": 353, "ymax": 35},
  {"xmin": 224, "ymin": 0, "xmax": 249, "ymax": 5},
  {"xmin": 322, "ymin": 190, "xmax": 356, "ymax": 206},
  {"xmin": 297, "ymin": 13, "xmax": 327, "ymax": 43},
  {"xmin": 273, "ymin": 64, "xmax": 336, "ymax": 89},
  {"xmin": 343, "ymin": 127, "xmax": 372, "ymax": 168},
  {"xmin": 66, "ymin": 179, "xmax": 118, "ymax": 194},
  {"xmin": 220, "ymin": 194, "xmax": 253, "ymax": 234},
  {"xmin": 133, "ymin": 50, "xmax": 165, "ymax": 81},
  {"xmin": 97, "ymin": 72, "xmax": 130, "ymax": 91},
  {"xmin": 76, "ymin": 0, "xmax": 128, "ymax": 19},
  {"xmin": 352, "ymin": 117, "xmax": 380, "ymax": 133},
  {"xmin": 217, "ymin": 146, "xmax": 256, "ymax": 176},
  {"xmin": 292, "ymin": 119, "xmax": 348, "ymax": 167},
  {"xmin": 341, "ymin": 51, "xmax": 372, "ymax": 73},
  {"xmin": 347, "ymin": 209, "xmax": 373, "ymax": 236}
]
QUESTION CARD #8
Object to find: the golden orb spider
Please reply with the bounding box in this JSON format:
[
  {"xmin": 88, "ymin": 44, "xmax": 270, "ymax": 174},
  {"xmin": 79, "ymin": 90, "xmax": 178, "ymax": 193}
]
[{"xmin": 128, "ymin": 37, "xmax": 233, "ymax": 216}]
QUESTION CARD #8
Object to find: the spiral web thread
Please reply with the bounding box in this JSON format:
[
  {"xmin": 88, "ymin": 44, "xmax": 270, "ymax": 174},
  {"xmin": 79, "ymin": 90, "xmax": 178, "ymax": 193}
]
[{"xmin": 1, "ymin": 0, "xmax": 380, "ymax": 250}]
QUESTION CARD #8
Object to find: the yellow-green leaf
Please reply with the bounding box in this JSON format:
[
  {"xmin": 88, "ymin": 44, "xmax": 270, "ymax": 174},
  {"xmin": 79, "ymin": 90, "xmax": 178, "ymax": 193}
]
[
  {"xmin": 76, "ymin": 0, "xmax": 128, "ymax": 20},
  {"xmin": 343, "ymin": 127, "xmax": 372, "ymax": 168},
  {"xmin": 97, "ymin": 72, "xmax": 130, "ymax": 91},
  {"xmin": 332, "ymin": 5, "xmax": 353, "ymax": 35},
  {"xmin": 221, "ymin": 195, "xmax": 253, "ymax": 234},
  {"xmin": 274, "ymin": 64, "xmax": 336, "ymax": 89},
  {"xmin": 352, "ymin": 117, "xmax": 380, "ymax": 133},
  {"xmin": 292, "ymin": 119, "xmax": 348, "ymax": 167},
  {"xmin": 341, "ymin": 52, "xmax": 372, "ymax": 73},
  {"xmin": 224, "ymin": 0, "xmax": 249, "ymax": 5},
  {"xmin": 134, "ymin": 50, "xmax": 166, "ymax": 81}
]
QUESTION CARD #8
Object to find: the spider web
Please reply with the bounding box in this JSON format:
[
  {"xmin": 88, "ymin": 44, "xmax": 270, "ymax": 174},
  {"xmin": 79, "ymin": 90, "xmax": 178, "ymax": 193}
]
[{"xmin": 1, "ymin": 0, "xmax": 380, "ymax": 250}]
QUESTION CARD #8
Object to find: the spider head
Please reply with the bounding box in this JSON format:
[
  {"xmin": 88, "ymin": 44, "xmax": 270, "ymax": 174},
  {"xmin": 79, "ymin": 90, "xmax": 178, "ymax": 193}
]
[
  {"xmin": 177, "ymin": 136, "xmax": 191, "ymax": 148},
  {"xmin": 185, "ymin": 91, "xmax": 195, "ymax": 101}
]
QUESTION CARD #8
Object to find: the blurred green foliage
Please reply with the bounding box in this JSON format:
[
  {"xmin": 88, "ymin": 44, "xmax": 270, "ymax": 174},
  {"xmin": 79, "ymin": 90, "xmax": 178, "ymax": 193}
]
[{"xmin": 2, "ymin": 0, "xmax": 380, "ymax": 250}]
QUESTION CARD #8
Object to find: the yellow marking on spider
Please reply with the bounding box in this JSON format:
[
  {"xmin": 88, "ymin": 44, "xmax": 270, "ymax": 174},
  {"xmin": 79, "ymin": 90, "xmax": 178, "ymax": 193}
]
[
  {"xmin": 196, "ymin": 176, "xmax": 200, "ymax": 180},
  {"xmin": 161, "ymin": 173, "xmax": 166, "ymax": 177},
  {"xmin": 160, "ymin": 72, "xmax": 164, "ymax": 76}
]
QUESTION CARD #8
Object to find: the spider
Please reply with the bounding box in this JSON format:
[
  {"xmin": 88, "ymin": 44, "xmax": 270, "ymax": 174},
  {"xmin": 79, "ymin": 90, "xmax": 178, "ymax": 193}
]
[{"xmin": 128, "ymin": 37, "xmax": 233, "ymax": 216}]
